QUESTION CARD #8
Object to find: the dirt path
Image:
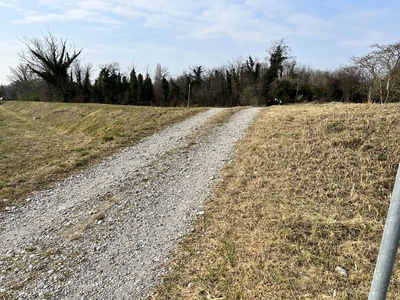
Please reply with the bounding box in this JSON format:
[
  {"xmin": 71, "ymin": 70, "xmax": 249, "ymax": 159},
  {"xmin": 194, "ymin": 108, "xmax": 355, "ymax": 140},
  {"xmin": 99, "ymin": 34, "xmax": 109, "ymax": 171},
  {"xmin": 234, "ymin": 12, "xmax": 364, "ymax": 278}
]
[{"xmin": 0, "ymin": 107, "xmax": 261, "ymax": 299}]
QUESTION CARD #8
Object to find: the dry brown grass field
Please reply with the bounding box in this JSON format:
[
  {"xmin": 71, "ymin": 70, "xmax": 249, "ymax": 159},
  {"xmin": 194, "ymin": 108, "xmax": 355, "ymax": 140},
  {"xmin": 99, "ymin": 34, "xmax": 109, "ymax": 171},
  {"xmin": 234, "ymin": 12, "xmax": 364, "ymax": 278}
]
[
  {"xmin": 0, "ymin": 101, "xmax": 204, "ymax": 209},
  {"xmin": 151, "ymin": 103, "xmax": 400, "ymax": 299}
]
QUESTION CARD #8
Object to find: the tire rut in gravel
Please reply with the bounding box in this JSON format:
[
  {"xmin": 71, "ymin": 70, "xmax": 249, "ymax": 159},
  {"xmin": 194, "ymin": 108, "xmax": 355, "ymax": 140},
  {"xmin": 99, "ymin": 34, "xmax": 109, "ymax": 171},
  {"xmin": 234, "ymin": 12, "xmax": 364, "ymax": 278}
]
[{"xmin": 0, "ymin": 107, "xmax": 261, "ymax": 300}]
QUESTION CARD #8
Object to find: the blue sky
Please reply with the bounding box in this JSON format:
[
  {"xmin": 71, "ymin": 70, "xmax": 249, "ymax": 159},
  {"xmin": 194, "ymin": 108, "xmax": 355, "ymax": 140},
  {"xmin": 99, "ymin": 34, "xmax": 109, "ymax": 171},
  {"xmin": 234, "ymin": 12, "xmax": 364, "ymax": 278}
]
[{"xmin": 1, "ymin": 0, "xmax": 399, "ymax": 84}]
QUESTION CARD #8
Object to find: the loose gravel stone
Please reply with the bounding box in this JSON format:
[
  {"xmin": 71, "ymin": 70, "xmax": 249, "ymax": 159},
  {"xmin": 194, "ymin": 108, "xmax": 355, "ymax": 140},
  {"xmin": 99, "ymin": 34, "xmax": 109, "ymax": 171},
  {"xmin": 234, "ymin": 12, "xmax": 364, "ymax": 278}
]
[{"xmin": 0, "ymin": 107, "xmax": 260, "ymax": 299}]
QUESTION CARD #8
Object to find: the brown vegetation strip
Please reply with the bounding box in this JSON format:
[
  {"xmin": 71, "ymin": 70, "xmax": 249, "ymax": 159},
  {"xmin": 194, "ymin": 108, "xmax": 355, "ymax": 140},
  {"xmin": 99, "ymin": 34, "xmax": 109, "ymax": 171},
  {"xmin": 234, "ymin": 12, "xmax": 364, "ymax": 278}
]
[{"xmin": 151, "ymin": 103, "xmax": 400, "ymax": 299}]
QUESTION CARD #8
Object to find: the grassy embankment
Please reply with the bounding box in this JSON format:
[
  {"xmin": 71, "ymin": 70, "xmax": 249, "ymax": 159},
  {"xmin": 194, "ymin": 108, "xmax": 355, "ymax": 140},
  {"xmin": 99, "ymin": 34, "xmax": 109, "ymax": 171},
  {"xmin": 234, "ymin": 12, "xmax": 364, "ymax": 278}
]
[
  {"xmin": 0, "ymin": 101, "xmax": 204, "ymax": 209},
  {"xmin": 151, "ymin": 103, "xmax": 400, "ymax": 299}
]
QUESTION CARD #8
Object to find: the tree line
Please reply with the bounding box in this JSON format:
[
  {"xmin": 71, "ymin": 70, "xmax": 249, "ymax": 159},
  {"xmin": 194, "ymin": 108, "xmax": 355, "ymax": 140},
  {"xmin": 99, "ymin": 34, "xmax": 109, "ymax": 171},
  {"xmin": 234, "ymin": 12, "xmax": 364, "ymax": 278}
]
[{"xmin": 2, "ymin": 31, "xmax": 400, "ymax": 106}]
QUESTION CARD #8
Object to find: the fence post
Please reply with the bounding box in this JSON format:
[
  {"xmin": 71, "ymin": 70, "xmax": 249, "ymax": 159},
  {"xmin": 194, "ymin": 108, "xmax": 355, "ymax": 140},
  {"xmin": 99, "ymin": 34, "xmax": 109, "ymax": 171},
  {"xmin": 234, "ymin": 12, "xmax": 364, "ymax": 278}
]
[{"xmin": 369, "ymin": 163, "xmax": 400, "ymax": 300}]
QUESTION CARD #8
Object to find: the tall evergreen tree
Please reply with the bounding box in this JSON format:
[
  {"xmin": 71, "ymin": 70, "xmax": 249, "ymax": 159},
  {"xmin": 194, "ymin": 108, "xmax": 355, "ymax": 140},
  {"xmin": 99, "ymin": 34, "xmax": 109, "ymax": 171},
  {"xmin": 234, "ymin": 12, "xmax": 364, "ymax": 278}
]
[
  {"xmin": 161, "ymin": 77, "xmax": 170, "ymax": 103},
  {"xmin": 129, "ymin": 67, "xmax": 138, "ymax": 105},
  {"xmin": 121, "ymin": 75, "xmax": 130, "ymax": 104},
  {"xmin": 82, "ymin": 64, "xmax": 92, "ymax": 102},
  {"xmin": 143, "ymin": 73, "xmax": 153, "ymax": 105},
  {"xmin": 94, "ymin": 63, "xmax": 121, "ymax": 104},
  {"xmin": 226, "ymin": 70, "xmax": 233, "ymax": 105},
  {"xmin": 191, "ymin": 65, "xmax": 203, "ymax": 89},
  {"xmin": 244, "ymin": 56, "xmax": 261, "ymax": 84},
  {"xmin": 137, "ymin": 73, "xmax": 144, "ymax": 105}
]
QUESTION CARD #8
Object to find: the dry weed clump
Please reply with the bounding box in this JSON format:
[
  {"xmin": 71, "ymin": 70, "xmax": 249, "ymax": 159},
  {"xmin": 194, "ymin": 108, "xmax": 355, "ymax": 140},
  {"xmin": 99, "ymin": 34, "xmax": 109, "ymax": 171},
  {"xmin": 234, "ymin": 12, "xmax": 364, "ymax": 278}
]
[{"xmin": 151, "ymin": 103, "xmax": 400, "ymax": 299}]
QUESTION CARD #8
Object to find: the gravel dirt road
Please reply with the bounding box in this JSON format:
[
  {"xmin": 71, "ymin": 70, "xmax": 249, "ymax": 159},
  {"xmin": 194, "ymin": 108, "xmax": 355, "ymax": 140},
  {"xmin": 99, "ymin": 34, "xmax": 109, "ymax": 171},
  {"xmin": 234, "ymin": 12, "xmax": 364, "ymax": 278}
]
[{"xmin": 0, "ymin": 107, "xmax": 261, "ymax": 299}]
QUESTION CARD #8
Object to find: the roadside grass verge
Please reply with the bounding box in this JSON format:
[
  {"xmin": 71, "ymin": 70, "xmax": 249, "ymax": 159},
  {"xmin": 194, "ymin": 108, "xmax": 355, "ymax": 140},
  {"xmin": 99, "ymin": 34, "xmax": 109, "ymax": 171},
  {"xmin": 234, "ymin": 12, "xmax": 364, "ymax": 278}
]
[
  {"xmin": 204, "ymin": 106, "xmax": 243, "ymax": 127},
  {"xmin": 151, "ymin": 103, "xmax": 400, "ymax": 299},
  {"xmin": 0, "ymin": 101, "xmax": 204, "ymax": 209}
]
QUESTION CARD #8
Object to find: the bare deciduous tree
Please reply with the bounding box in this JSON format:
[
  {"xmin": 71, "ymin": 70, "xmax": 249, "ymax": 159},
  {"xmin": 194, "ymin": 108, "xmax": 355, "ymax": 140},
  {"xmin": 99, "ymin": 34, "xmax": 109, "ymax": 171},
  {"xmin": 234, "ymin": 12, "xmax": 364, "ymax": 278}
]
[
  {"xmin": 153, "ymin": 63, "xmax": 169, "ymax": 104},
  {"xmin": 352, "ymin": 42, "xmax": 400, "ymax": 103},
  {"xmin": 8, "ymin": 63, "xmax": 35, "ymax": 84},
  {"xmin": 20, "ymin": 30, "xmax": 82, "ymax": 102}
]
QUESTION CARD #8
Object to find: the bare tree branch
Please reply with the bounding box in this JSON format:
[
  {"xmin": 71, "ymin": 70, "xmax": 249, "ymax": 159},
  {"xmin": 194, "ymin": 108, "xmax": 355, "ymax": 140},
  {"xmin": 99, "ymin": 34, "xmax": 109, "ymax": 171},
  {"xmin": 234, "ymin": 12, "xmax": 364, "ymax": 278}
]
[{"xmin": 19, "ymin": 30, "xmax": 82, "ymax": 101}]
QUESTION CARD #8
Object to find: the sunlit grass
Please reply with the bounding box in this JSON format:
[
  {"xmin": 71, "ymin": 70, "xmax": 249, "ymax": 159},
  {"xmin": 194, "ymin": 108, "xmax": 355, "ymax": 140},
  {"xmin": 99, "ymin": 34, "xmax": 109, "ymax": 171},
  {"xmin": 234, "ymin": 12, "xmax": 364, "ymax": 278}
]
[
  {"xmin": 151, "ymin": 103, "xmax": 400, "ymax": 299},
  {"xmin": 0, "ymin": 101, "xmax": 204, "ymax": 208}
]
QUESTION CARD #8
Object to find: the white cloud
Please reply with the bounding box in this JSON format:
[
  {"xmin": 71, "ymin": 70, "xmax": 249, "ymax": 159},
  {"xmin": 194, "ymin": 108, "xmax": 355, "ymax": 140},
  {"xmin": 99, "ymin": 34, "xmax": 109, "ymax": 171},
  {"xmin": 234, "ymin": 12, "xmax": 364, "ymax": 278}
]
[
  {"xmin": 6, "ymin": 0, "xmax": 113, "ymax": 24},
  {"xmin": 285, "ymin": 12, "xmax": 336, "ymax": 39},
  {"xmin": 0, "ymin": 1, "xmax": 17, "ymax": 9},
  {"xmin": 340, "ymin": 29, "xmax": 394, "ymax": 48},
  {"xmin": 4, "ymin": 0, "xmax": 349, "ymax": 44}
]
